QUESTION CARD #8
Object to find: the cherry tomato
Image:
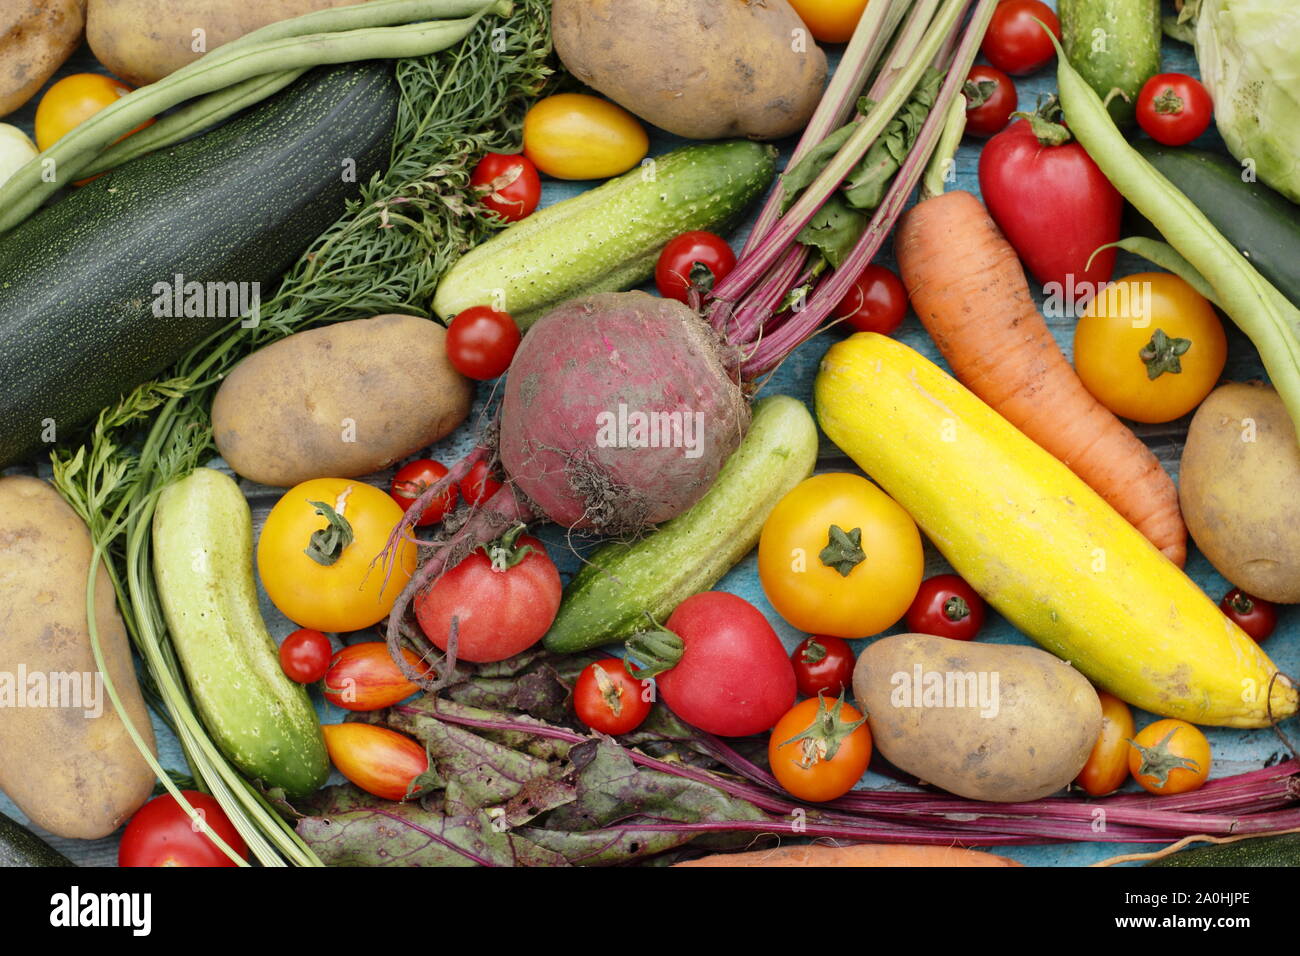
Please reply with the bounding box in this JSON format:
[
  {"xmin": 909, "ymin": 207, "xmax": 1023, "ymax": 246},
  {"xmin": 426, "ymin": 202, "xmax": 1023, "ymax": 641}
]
[
  {"xmin": 1074, "ymin": 273, "xmax": 1226, "ymax": 424},
  {"xmin": 279, "ymin": 628, "xmax": 332, "ymax": 683},
  {"xmin": 1220, "ymin": 589, "xmax": 1278, "ymax": 642},
  {"xmin": 832, "ymin": 264, "xmax": 908, "ymax": 335},
  {"xmin": 573, "ymin": 659, "xmax": 653, "ymax": 735},
  {"xmin": 446, "ymin": 305, "xmax": 521, "ymax": 380},
  {"xmin": 1075, "ymin": 691, "xmax": 1135, "ymax": 797},
  {"xmin": 785, "ymin": 0, "xmax": 871, "ymax": 44},
  {"xmin": 523, "ymin": 93, "xmax": 648, "ymax": 180},
  {"xmin": 655, "ymin": 231, "xmax": 736, "ymax": 304},
  {"xmin": 390, "ymin": 458, "xmax": 457, "ymax": 526},
  {"xmin": 459, "ymin": 459, "xmax": 503, "ymax": 507},
  {"xmin": 981, "ymin": 0, "xmax": 1060, "ymax": 76},
  {"xmin": 322, "ymin": 723, "xmax": 430, "ymax": 801},
  {"xmin": 904, "ymin": 574, "xmax": 986, "ymax": 641},
  {"xmin": 769, "ymin": 695, "xmax": 872, "ymax": 802},
  {"xmin": 119, "ymin": 791, "xmax": 248, "ymax": 867},
  {"xmin": 469, "ymin": 152, "xmax": 541, "ymax": 222},
  {"xmin": 962, "ymin": 65, "xmax": 1017, "ymax": 137},
  {"xmin": 1128, "ymin": 719, "xmax": 1211, "ymax": 796},
  {"xmin": 323, "ymin": 642, "xmax": 430, "ymax": 711},
  {"xmin": 790, "ymin": 636, "xmax": 855, "ymax": 698},
  {"xmin": 1136, "ymin": 73, "xmax": 1213, "ymax": 147},
  {"xmin": 35, "ymin": 73, "xmax": 153, "ymax": 152}
]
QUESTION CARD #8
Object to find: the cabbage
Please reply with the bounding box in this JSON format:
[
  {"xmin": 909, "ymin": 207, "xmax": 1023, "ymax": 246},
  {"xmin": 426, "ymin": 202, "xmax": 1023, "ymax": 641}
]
[{"xmin": 1195, "ymin": 0, "xmax": 1300, "ymax": 202}]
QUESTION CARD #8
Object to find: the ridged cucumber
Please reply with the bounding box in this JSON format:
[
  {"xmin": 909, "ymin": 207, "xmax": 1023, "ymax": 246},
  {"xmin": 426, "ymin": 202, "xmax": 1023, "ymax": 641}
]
[
  {"xmin": 1147, "ymin": 833, "xmax": 1300, "ymax": 867},
  {"xmin": 1134, "ymin": 142, "xmax": 1300, "ymax": 306},
  {"xmin": 0, "ymin": 810, "xmax": 74, "ymax": 867},
  {"xmin": 152, "ymin": 468, "xmax": 328, "ymax": 796},
  {"xmin": 1060, "ymin": 0, "xmax": 1161, "ymax": 126},
  {"xmin": 545, "ymin": 395, "xmax": 818, "ymax": 654},
  {"xmin": 433, "ymin": 141, "xmax": 777, "ymax": 328}
]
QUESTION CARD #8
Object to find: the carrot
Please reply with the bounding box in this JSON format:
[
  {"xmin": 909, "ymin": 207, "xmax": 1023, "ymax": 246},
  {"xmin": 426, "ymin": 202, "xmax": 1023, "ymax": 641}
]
[
  {"xmin": 674, "ymin": 843, "xmax": 1022, "ymax": 868},
  {"xmin": 894, "ymin": 189, "xmax": 1186, "ymax": 567}
]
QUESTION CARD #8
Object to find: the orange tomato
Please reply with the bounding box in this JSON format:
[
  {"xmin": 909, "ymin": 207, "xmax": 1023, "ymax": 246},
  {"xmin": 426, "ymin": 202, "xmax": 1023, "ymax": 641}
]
[
  {"xmin": 34, "ymin": 73, "xmax": 153, "ymax": 152},
  {"xmin": 787, "ymin": 0, "xmax": 872, "ymax": 44},
  {"xmin": 321, "ymin": 723, "xmax": 429, "ymax": 801},
  {"xmin": 323, "ymin": 642, "xmax": 430, "ymax": 712},
  {"xmin": 523, "ymin": 93, "xmax": 648, "ymax": 180},
  {"xmin": 1075, "ymin": 691, "xmax": 1135, "ymax": 797},
  {"xmin": 1128, "ymin": 718, "xmax": 1211, "ymax": 795},
  {"xmin": 769, "ymin": 695, "xmax": 872, "ymax": 802}
]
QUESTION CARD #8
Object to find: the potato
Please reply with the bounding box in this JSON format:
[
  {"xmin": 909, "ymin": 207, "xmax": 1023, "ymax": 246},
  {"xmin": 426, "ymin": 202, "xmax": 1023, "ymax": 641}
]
[
  {"xmin": 86, "ymin": 0, "xmax": 374, "ymax": 86},
  {"xmin": 553, "ymin": 0, "xmax": 827, "ymax": 141},
  {"xmin": 854, "ymin": 633, "xmax": 1101, "ymax": 802},
  {"xmin": 212, "ymin": 313, "xmax": 472, "ymax": 487},
  {"xmin": 0, "ymin": 476, "xmax": 156, "ymax": 839},
  {"xmin": 0, "ymin": 1, "xmax": 85, "ymax": 117},
  {"xmin": 1180, "ymin": 382, "xmax": 1300, "ymax": 604}
]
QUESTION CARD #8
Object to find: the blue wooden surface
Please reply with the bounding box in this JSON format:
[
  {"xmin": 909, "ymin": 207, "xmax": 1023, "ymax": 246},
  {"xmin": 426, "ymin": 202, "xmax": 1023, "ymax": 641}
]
[{"xmin": 4, "ymin": 1, "xmax": 1296, "ymax": 867}]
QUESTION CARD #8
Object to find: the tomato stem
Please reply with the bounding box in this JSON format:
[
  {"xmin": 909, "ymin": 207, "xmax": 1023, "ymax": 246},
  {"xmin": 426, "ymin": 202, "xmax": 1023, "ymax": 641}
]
[
  {"xmin": 943, "ymin": 595, "xmax": 971, "ymax": 622},
  {"xmin": 1130, "ymin": 728, "xmax": 1200, "ymax": 788},
  {"xmin": 1010, "ymin": 93, "xmax": 1072, "ymax": 147},
  {"xmin": 304, "ymin": 499, "xmax": 354, "ymax": 566},
  {"xmin": 485, "ymin": 522, "xmax": 534, "ymax": 571},
  {"xmin": 1139, "ymin": 328, "xmax": 1192, "ymax": 379},
  {"xmin": 624, "ymin": 626, "xmax": 685, "ymax": 680},
  {"xmin": 779, "ymin": 692, "xmax": 868, "ymax": 768},
  {"xmin": 819, "ymin": 524, "xmax": 866, "ymax": 577}
]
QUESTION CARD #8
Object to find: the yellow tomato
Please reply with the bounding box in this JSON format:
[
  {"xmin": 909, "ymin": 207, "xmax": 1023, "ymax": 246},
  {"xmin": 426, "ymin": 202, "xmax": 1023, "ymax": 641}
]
[
  {"xmin": 787, "ymin": 0, "xmax": 872, "ymax": 44},
  {"xmin": 1128, "ymin": 718, "xmax": 1211, "ymax": 796},
  {"xmin": 523, "ymin": 93, "xmax": 649, "ymax": 180},
  {"xmin": 257, "ymin": 478, "xmax": 417, "ymax": 633},
  {"xmin": 1073, "ymin": 272, "xmax": 1226, "ymax": 423},
  {"xmin": 34, "ymin": 73, "xmax": 153, "ymax": 152},
  {"xmin": 758, "ymin": 473, "xmax": 924, "ymax": 638}
]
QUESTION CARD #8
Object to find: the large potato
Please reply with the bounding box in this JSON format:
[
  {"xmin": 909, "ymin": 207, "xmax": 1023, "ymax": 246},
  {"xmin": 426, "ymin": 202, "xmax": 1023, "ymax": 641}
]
[
  {"xmin": 86, "ymin": 0, "xmax": 376, "ymax": 86},
  {"xmin": 212, "ymin": 314, "xmax": 472, "ymax": 487},
  {"xmin": 553, "ymin": 0, "xmax": 827, "ymax": 141},
  {"xmin": 1180, "ymin": 382, "xmax": 1300, "ymax": 603},
  {"xmin": 0, "ymin": 1, "xmax": 85, "ymax": 117},
  {"xmin": 0, "ymin": 476, "xmax": 156, "ymax": 839},
  {"xmin": 854, "ymin": 633, "xmax": 1101, "ymax": 802}
]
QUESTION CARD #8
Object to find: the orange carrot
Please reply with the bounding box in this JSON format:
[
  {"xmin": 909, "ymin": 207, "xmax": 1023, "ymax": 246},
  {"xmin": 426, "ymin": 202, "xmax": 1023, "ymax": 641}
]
[
  {"xmin": 674, "ymin": 843, "xmax": 1022, "ymax": 868},
  {"xmin": 895, "ymin": 190, "xmax": 1186, "ymax": 567}
]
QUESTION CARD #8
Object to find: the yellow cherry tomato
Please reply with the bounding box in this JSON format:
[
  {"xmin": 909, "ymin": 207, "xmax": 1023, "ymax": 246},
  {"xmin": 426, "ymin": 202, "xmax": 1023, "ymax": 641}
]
[
  {"xmin": 522, "ymin": 93, "xmax": 649, "ymax": 180},
  {"xmin": 1075, "ymin": 691, "xmax": 1135, "ymax": 797},
  {"xmin": 787, "ymin": 0, "xmax": 872, "ymax": 44},
  {"xmin": 257, "ymin": 478, "xmax": 417, "ymax": 633},
  {"xmin": 1073, "ymin": 272, "xmax": 1226, "ymax": 423},
  {"xmin": 758, "ymin": 473, "xmax": 924, "ymax": 638},
  {"xmin": 1128, "ymin": 718, "xmax": 1211, "ymax": 796},
  {"xmin": 34, "ymin": 73, "xmax": 153, "ymax": 152}
]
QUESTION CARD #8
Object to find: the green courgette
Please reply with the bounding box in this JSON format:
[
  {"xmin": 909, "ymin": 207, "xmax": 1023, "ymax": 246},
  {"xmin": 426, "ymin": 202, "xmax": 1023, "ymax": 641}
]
[
  {"xmin": 544, "ymin": 395, "xmax": 818, "ymax": 654},
  {"xmin": 1146, "ymin": 833, "xmax": 1300, "ymax": 867},
  {"xmin": 0, "ymin": 810, "xmax": 75, "ymax": 867},
  {"xmin": 0, "ymin": 63, "xmax": 397, "ymax": 469},
  {"xmin": 152, "ymin": 468, "xmax": 328, "ymax": 797},
  {"xmin": 1060, "ymin": 0, "xmax": 1161, "ymax": 126},
  {"xmin": 1134, "ymin": 142, "xmax": 1300, "ymax": 307},
  {"xmin": 433, "ymin": 141, "xmax": 778, "ymax": 328}
]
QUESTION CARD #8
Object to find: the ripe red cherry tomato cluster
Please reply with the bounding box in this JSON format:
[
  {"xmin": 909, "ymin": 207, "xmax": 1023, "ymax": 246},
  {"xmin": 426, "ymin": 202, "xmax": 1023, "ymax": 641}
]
[
  {"xmin": 905, "ymin": 574, "xmax": 986, "ymax": 641},
  {"xmin": 389, "ymin": 458, "xmax": 506, "ymax": 525},
  {"xmin": 469, "ymin": 152, "xmax": 541, "ymax": 223}
]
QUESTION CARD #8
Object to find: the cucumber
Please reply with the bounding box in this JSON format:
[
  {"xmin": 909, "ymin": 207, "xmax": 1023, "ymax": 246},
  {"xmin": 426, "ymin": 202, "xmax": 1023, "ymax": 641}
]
[
  {"xmin": 152, "ymin": 468, "xmax": 328, "ymax": 796},
  {"xmin": 0, "ymin": 810, "xmax": 74, "ymax": 867},
  {"xmin": 433, "ymin": 141, "xmax": 777, "ymax": 328},
  {"xmin": 545, "ymin": 395, "xmax": 818, "ymax": 654},
  {"xmin": 0, "ymin": 63, "xmax": 397, "ymax": 469},
  {"xmin": 1134, "ymin": 142, "xmax": 1300, "ymax": 307},
  {"xmin": 1147, "ymin": 833, "xmax": 1300, "ymax": 867},
  {"xmin": 1060, "ymin": 0, "xmax": 1161, "ymax": 126}
]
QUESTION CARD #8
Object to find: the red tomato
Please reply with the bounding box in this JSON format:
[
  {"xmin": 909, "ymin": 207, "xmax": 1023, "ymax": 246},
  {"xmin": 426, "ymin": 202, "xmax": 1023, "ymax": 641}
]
[
  {"xmin": 1136, "ymin": 73, "xmax": 1213, "ymax": 147},
  {"xmin": 904, "ymin": 574, "xmax": 986, "ymax": 641},
  {"xmin": 657, "ymin": 592, "xmax": 797, "ymax": 737},
  {"xmin": 446, "ymin": 306, "xmax": 521, "ymax": 380},
  {"xmin": 655, "ymin": 231, "xmax": 736, "ymax": 304},
  {"xmin": 460, "ymin": 459, "xmax": 503, "ymax": 507},
  {"xmin": 469, "ymin": 152, "xmax": 541, "ymax": 222},
  {"xmin": 962, "ymin": 65, "xmax": 1017, "ymax": 137},
  {"xmin": 323, "ymin": 642, "xmax": 429, "ymax": 711},
  {"xmin": 414, "ymin": 529, "xmax": 561, "ymax": 663},
  {"xmin": 279, "ymin": 628, "xmax": 332, "ymax": 683},
  {"xmin": 790, "ymin": 636, "xmax": 855, "ymax": 698},
  {"xmin": 832, "ymin": 264, "xmax": 908, "ymax": 335},
  {"xmin": 573, "ymin": 659, "xmax": 653, "ymax": 735},
  {"xmin": 981, "ymin": 0, "xmax": 1060, "ymax": 76},
  {"xmin": 390, "ymin": 458, "xmax": 457, "ymax": 526},
  {"xmin": 769, "ymin": 695, "xmax": 872, "ymax": 802},
  {"xmin": 322, "ymin": 723, "xmax": 430, "ymax": 801},
  {"xmin": 1220, "ymin": 589, "xmax": 1278, "ymax": 642},
  {"xmin": 119, "ymin": 791, "xmax": 248, "ymax": 867},
  {"xmin": 979, "ymin": 115, "xmax": 1122, "ymax": 293}
]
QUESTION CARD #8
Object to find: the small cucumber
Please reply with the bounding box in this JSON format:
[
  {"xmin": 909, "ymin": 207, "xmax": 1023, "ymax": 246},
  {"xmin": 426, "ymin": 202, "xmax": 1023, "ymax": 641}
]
[
  {"xmin": 0, "ymin": 810, "xmax": 74, "ymax": 867},
  {"xmin": 433, "ymin": 141, "xmax": 777, "ymax": 328},
  {"xmin": 152, "ymin": 468, "xmax": 328, "ymax": 796},
  {"xmin": 544, "ymin": 395, "xmax": 818, "ymax": 654},
  {"xmin": 1147, "ymin": 833, "xmax": 1300, "ymax": 867},
  {"xmin": 1060, "ymin": 0, "xmax": 1161, "ymax": 126}
]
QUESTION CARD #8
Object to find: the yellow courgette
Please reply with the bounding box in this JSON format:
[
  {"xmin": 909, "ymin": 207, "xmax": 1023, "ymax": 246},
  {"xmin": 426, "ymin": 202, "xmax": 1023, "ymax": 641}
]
[{"xmin": 815, "ymin": 333, "xmax": 1296, "ymax": 728}]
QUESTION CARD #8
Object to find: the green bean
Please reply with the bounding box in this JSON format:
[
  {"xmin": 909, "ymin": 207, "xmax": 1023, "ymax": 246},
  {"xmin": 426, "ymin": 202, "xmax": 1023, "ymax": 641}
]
[
  {"xmin": 81, "ymin": 69, "xmax": 308, "ymax": 177},
  {"xmin": 1051, "ymin": 29, "xmax": 1300, "ymax": 435},
  {"xmin": 1101, "ymin": 238, "xmax": 1223, "ymax": 310}
]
